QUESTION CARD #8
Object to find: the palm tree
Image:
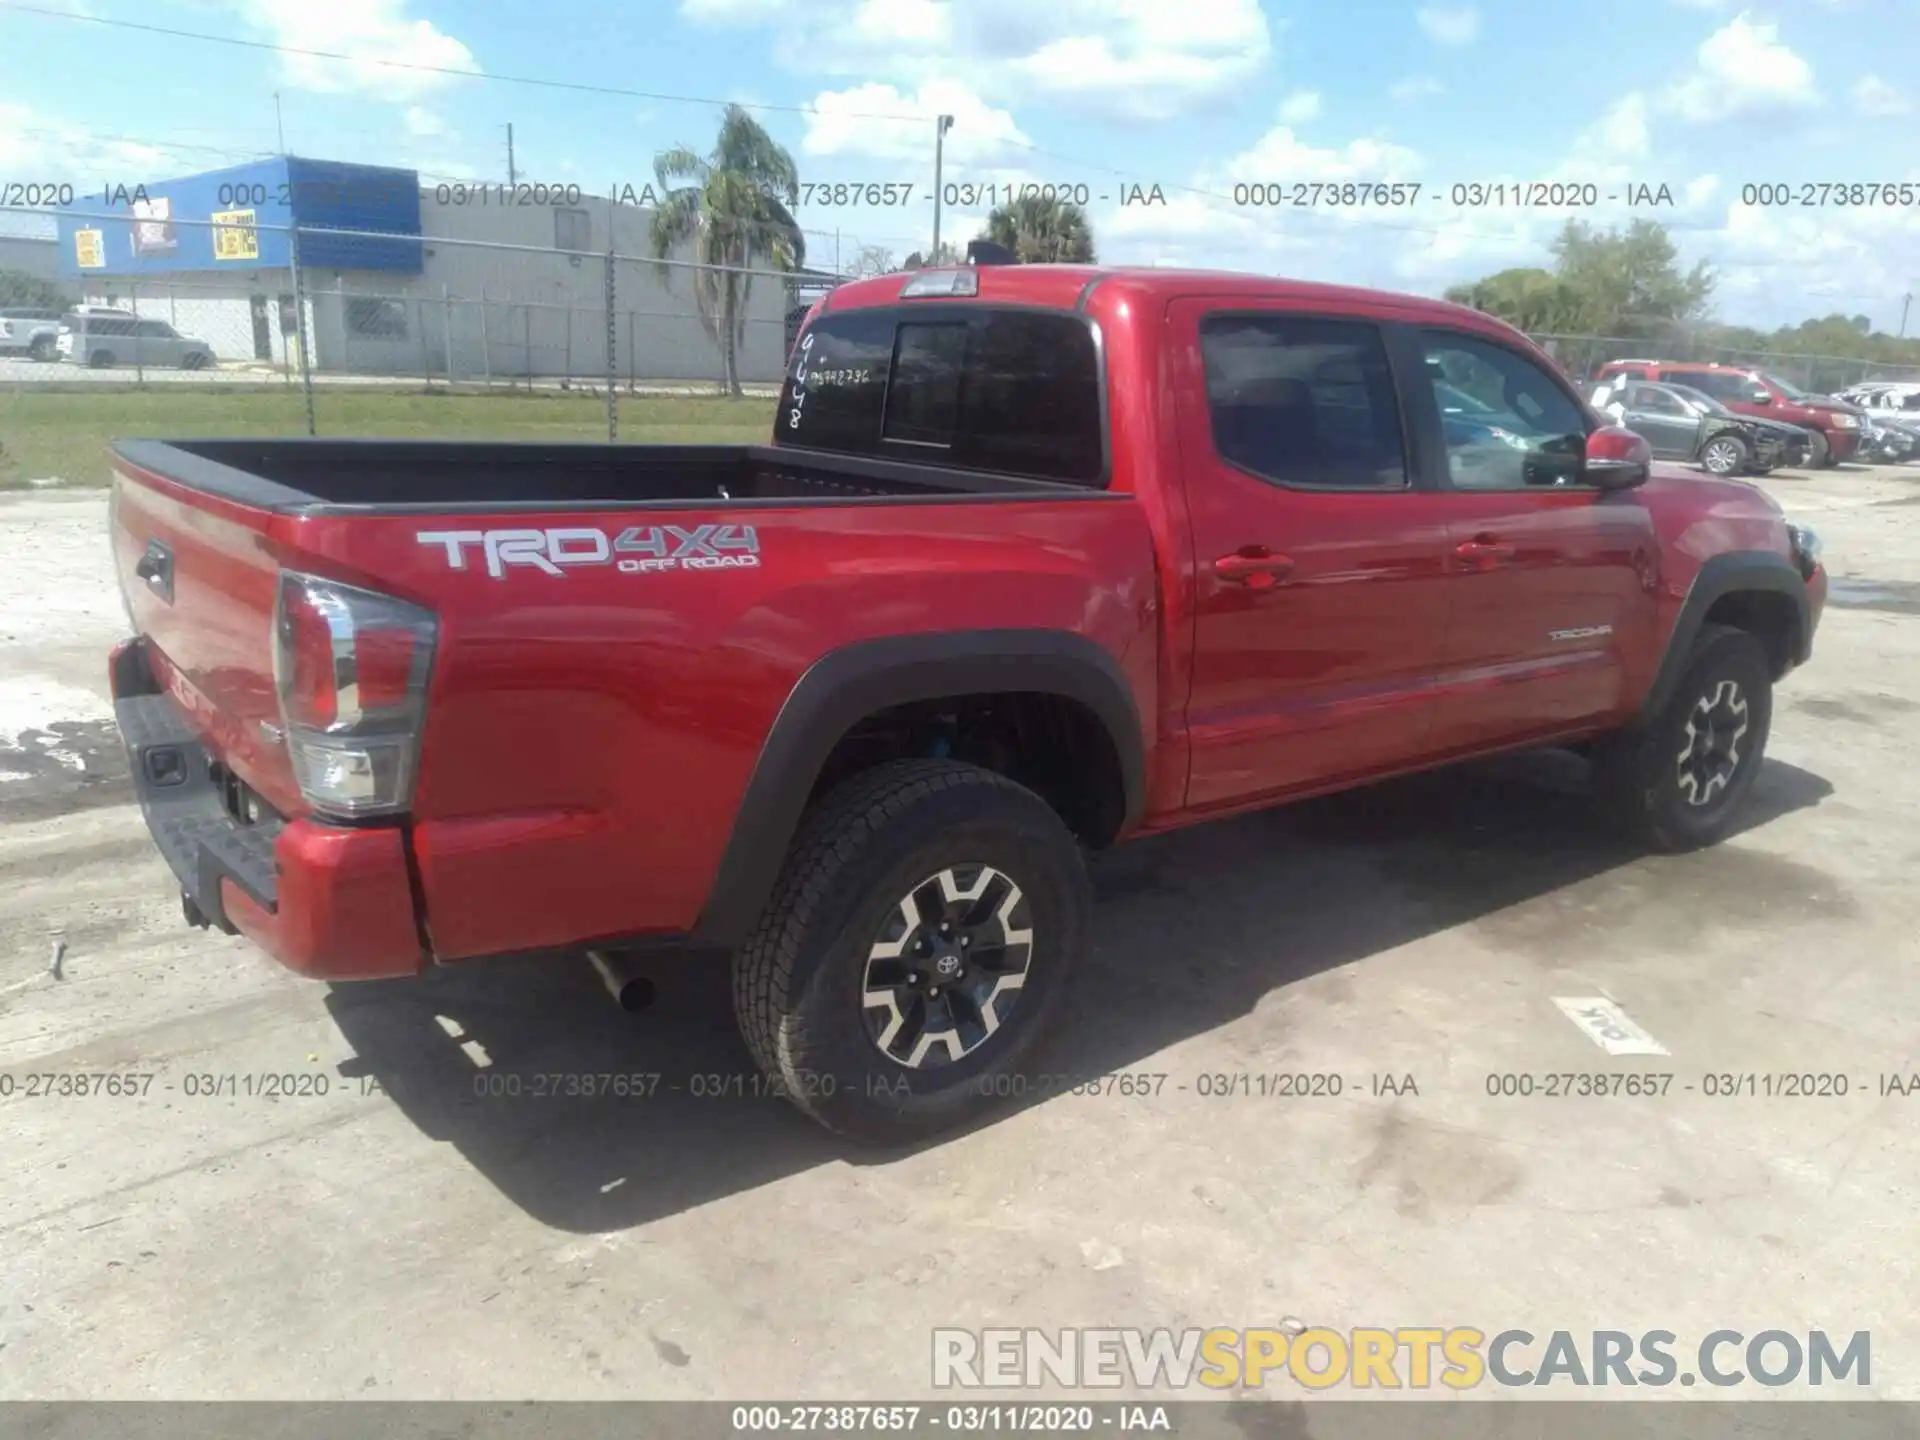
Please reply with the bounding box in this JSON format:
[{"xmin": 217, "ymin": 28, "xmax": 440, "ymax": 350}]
[
  {"xmin": 650, "ymin": 105, "xmax": 805, "ymax": 396},
  {"xmin": 980, "ymin": 194, "xmax": 1097, "ymax": 264}
]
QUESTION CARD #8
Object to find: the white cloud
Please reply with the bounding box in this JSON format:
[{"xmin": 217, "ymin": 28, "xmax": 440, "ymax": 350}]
[
  {"xmin": 0, "ymin": 101, "xmax": 207, "ymax": 200},
  {"xmin": 232, "ymin": 0, "xmax": 479, "ymax": 99},
  {"xmin": 1575, "ymin": 93, "xmax": 1651, "ymax": 160},
  {"xmin": 802, "ymin": 80, "xmax": 1029, "ymax": 164},
  {"xmin": 1664, "ymin": 13, "xmax": 1817, "ymax": 123},
  {"xmin": 1214, "ymin": 126, "xmax": 1423, "ymax": 185},
  {"xmin": 688, "ymin": 0, "xmax": 1273, "ymax": 121},
  {"xmin": 403, "ymin": 106, "xmax": 448, "ymax": 138},
  {"xmin": 1277, "ymin": 91, "xmax": 1322, "ymax": 125},
  {"xmin": 1388, "ymin": 77, "xmax": 1445, "ymax": 104},
  {"xmin": 1415, "ymin": 5, "xmax": 1479, "ymax": 45},
  {"xmin": 1851, "ymin": 75, "xmax": 1911, "ymax": 119}
]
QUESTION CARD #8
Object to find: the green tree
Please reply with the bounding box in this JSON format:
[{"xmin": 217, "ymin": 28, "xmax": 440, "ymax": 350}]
[
  {"xmin": 1443, "ymin": 267, "xmax": 1584, "ymax": 332},
  {"xmin": 1547, "ymin": 219, "xmax": 1715, "ymax": 338},
  {"xmin": 1446, "ymin": 220, "xmax": 1714, "ymax": 340},
  {"xmin": 0, "ymin": 268, "xmax": 68, "ymax": 309},
  {"xmin": 847, "ymin": 244, "xmax": 896, "ymax": 279},
  {"xmin": 902, "ymin": 241, "xmax": 964, "ymax": 269},
  {"xmin": 980, "ymin": 194, "xmax": 1097, "ymax": 264},
  {"xmin": 650, "ymin": 104, "xmax": 806, "ymax": 396}
]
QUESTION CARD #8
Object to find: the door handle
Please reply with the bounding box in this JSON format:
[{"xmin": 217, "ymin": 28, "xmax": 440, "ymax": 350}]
[
  {"xmin": 1213, "ymin": 549, "xmax": 1295, "ymax": 589},
  {"xmin": 135, "ymin": 539, "xmax": 174, "ymax": 603},
  {"xmin": 1454, "ymin": 536, "xmax": 1514, "ymax": 568}
]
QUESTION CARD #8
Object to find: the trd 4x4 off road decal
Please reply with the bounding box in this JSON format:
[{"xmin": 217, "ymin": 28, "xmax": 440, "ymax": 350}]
[{"xmin": 417, "ymin": 524, "xmax": 760, "ymax": 579}]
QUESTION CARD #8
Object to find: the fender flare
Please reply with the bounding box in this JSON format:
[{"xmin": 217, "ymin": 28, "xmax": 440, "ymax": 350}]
[
  {"xmin": 690, "ymin": 629, "xmax": 1146, "ymax": 950},
  {"xmin": 1639, "ymin": 550, "xmax": 1810, "ymax": 724}
]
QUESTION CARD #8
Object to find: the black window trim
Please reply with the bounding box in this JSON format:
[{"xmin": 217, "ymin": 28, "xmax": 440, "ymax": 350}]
[
  {"xmin": 778, "ymin": 301, "xmax": 1114, "ymax": 491},
  {"xmin": 1197, "ymin": 308, "xmax": 1420, "ymax": 495},
  {"xmin": 1402, "ymin": 321, "xmax": 1609, "ymax": 494}
]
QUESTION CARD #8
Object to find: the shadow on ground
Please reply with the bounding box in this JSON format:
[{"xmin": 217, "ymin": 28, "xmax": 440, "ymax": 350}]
[{"xmin": 323, "ymin": 748, "xmax": 1835, "ymax": 1233}]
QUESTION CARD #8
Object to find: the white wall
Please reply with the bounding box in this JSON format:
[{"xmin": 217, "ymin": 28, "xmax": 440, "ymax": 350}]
[{"xmin": 301, "ymin": 194, "xmax": 791, "ymax": 382}]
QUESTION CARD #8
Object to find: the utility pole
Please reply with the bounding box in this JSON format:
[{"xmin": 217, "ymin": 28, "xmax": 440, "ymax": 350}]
[
  {"xmin": 506, "ymin": 124, "xmax": 518, "ymax": 186},
  {"xmin": 274, "ymin": 93, "xmax": 286, "ymax": 155},
  {"xmin": 930, "ymin": 114, "xmax": 954, "ymax": 263}
]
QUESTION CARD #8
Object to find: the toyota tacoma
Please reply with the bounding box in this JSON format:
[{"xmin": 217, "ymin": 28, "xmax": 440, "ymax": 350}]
[{"xmin": 107, "ymin": 262, "xmax": 1827, "ymax": 1143}]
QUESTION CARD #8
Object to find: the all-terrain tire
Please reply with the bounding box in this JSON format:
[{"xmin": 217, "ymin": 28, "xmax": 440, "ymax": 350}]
[
  {"xmin": 1592, "ymin": 624, "xmax": 1773, "ymax": 852},
  {"xmin": 733, "ymin": 759, "xmax": 1090, "ymax": 1145}
]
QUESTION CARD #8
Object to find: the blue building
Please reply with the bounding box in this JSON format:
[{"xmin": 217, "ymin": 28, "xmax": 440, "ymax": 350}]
[
  {"xmin": 51, "ymin": 155, "xmax": 793, "ymax": 382},
  {"xmin": 55, "ymin": 157, "xmax": 424, "ymax": 365}
]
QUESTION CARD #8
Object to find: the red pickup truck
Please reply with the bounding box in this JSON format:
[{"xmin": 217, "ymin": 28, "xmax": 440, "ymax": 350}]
[{"xmin": 107, "ymin": 263, "xmax": 1826, "ymax": 1143}]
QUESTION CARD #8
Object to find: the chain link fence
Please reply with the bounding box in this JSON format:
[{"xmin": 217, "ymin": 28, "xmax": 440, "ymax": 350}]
[
  {"xmin": 9, "ymin": 196, "xmax": 1918, "ymax": 482},
  {"xmin": 1531, "ymin": 333, "xmax": 1920, "ymax": 395},
  {"xmin": 1, "ymin": 202, "xmax": 833, "ymax": 478}
]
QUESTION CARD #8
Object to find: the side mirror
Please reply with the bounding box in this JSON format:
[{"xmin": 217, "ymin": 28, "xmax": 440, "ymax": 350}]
[
  {"xmin": 1747, "ymin": 389, "xmax": 1773, "ymax": 405},
  {"xmin": 1583, "ymin": 425, "xmax": 1651, "ymax": 491}
]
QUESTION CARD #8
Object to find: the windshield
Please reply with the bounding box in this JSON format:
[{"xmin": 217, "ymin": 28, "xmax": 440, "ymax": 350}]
[{"xmin": 1759, "ymin": 372, "xmax": 1810, "ymax": 400}]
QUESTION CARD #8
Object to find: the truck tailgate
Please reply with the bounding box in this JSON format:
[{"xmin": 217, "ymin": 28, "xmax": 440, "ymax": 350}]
[{"xmin": 110, "ymin": 453, "xmax": 304, "ymax": 819}]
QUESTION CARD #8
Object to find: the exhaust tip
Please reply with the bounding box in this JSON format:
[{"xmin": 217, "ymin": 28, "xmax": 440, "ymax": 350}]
[{"xmin": 587, "ymin": 950, "xmax": 657, "ymax": 1012}]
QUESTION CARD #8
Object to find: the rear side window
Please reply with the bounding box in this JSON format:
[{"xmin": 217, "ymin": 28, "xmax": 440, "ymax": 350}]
[
  {"xmin": 1199, "ymin": 314, "xmax": 1408, "ymax": 490},
  {"xmin": 778, "ymin": 307, "xmax": 1106, "ymax": 485}
]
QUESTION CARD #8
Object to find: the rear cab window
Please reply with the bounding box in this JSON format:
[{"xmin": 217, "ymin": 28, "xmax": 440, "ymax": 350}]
[{"xmin": 776, "ymin": 306, "xmax": 1107, "ymax": 486}]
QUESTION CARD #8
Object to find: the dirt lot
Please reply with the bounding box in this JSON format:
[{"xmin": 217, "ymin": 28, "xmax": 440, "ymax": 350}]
[{"xmin": 3, "ymin": 464, "xmax": 1919, "ymax": 1401}]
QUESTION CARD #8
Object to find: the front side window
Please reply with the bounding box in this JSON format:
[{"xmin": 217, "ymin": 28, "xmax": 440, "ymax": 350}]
[
  {"xmin": 1421, "ymin": 330, "xmax": 1587, "ymax": 490},
  {"xmin": 1631, "ymin": 385, "xmax": 1686, "ymax": 416},
  {"xmin": 1199, "ymin": 315, "xmax": 1408, "ymax": 490},
  {"xmin": 778, "ymin": 307, "xmax": 1105, "ymax": 485}
]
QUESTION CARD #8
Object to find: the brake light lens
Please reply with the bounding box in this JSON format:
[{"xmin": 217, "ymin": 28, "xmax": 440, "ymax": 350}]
[{"xmin": 271, "ymin": 572, "xmax": 437, "ymax": 820}]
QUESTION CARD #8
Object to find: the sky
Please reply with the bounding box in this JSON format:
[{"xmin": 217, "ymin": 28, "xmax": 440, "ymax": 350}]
[{"xmin": 2, "ymin": 0, "xmax": 1918, "ymax": 331}]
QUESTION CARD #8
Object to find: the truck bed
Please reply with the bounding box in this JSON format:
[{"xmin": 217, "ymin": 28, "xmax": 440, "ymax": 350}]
[{"xmin": 113, "ymin": 438, "xmax": 1086, "ymax": 514}]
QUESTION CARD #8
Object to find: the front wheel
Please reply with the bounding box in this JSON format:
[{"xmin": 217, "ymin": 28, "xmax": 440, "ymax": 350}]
[
  {"xmin": 1592, "ymin": 624, "xmax": 1773, "ymax": 852},
  {"xmin": 1805, "ymin": 429, "xmax": 1832, "ymax": 468},
  {"xmin": 733, "ymin": 759, "xmax": 1090, "ymax": 1145},
  {"xmin": 1699, "ymin": 434, "xmax": 1750, "ymax": 477}
]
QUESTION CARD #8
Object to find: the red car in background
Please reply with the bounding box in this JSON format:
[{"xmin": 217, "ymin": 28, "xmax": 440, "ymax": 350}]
[{"xmin": 1592, "ymin": 359, "xmax": 1864, "ymax": 468}]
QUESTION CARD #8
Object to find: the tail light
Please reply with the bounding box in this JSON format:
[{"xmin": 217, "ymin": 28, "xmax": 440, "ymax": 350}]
[{"xmin": 271, "ymin": 571, "xmax": 437, "ymax": 820}]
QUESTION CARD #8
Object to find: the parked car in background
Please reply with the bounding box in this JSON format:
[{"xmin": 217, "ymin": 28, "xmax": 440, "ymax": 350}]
[
  {"xmin": 1589, "ymin": 377, "xmax": 1801, "ymax": 476},
  {"xmin": 1592, "ymin": 359, "xmax": 1863, "ymax": 468},
  {"xmin": 1838, "ymin": 384, "xmax": 1920, "ymax": 457},
  {"xmin": 0, "ymin": 307, "xmax": 64, "ymax": 361},
  {"xmin": 56, "ymin": 312, "xmax": 217, "ymax": 370},
  {"xmin": 1866, "ymin": 420, "xmax": 1920, "ymax": 462}
]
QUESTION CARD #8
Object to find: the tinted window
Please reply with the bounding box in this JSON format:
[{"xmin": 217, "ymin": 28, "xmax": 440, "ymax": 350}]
[
  {"xmin": 134, "ymin": 321, "xmax": 174, "ymax": 338},
  {"xmin": 779, "ymin": 308, "xmax": 1105, "ymax": 485},
  {"xmin": 1421, "ymin": 330, "xmax": 1587, "ymax": 490},
  {"xmin": 1664, "ymin": 369, "xmax": 1747, "ymax": 401},
  {"xmin": 882, "ymin": 322, "xmax": 968, "ymax": 446},
  {"xmin": 1199, "ymin": 315, "xmax": 1407, "ymax": 490},
  {"xmin": 1632, "ymin": 385, "xmax": 1686, "ymax": 416}
]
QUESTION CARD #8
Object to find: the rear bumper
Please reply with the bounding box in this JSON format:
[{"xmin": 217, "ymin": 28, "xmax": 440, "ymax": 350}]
[{"xmin": 110, "ymin": 638, "xmax": 425, "ymax": 980}]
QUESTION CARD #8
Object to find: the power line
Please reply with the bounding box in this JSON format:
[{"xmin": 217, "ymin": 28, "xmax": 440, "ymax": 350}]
[{"xmin": 0, "ymin": 2, "xmax": 936, "ymax": 122}]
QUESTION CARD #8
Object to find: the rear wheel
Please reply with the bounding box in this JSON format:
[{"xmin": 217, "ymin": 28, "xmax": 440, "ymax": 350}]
[
  {"xmin": 733, "ymin": 759, "xmax": 1090, "ymax": 1145},
  {"xmin": 28, "ymin": 335, "xmax": 56, "ymax": 362},
  {"xmin": 1592, "ymin": 624, "xmax": 1773, "ymax": 852},
  {"xmin": 1699, "ymin": 434, "xmax": 1749, "ymax": 477},
  {"xmin": 88, "ymin": 349, "xmax": 114, "ymax": 369}
]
